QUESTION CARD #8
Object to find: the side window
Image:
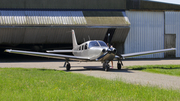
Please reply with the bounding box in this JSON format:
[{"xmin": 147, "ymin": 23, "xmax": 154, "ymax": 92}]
[
  {"xmin": 85, "ymin": 44, "xmax": 87, "ymax": 50},
  {"xmin": 79, "ymin": 46, "xmax": 81, "ymax": 50},
  {"xmin": 82, "ymin": 45, "xmax": 84, "ymax": 50}
]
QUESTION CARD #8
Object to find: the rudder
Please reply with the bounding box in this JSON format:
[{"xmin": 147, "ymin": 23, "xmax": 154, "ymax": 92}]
[{"xmin": 72, "ymin": 29, "xmax": 78, "ymax": 48}]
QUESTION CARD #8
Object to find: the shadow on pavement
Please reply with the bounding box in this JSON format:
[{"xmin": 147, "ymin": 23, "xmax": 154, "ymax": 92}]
[{"xmin": 64, "ymin": 66, "xmax": 133, "ymax": 73}]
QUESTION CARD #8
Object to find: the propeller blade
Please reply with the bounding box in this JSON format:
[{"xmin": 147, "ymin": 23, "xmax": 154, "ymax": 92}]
[
  {"xmin": 108, "ymin": 33, "xmax": 110, "ymax": 49},
  {"xmin": 96, "ymin": 52, "xmax": 108, "ymax": 61}
]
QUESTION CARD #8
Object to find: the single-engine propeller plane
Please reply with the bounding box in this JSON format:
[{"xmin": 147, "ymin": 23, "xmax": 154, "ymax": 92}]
[{"xmin": 5, "ymin": 30, "xmax": 176, "ymax": 71}]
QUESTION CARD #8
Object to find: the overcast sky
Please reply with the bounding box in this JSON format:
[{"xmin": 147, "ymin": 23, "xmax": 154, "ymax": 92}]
[{"xmin": 147, "ymin": 0, "xmax": 180, "ymax": 5}]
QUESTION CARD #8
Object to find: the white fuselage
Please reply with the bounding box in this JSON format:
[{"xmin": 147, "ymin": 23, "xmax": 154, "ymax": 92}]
[{"xmin": 72, "ymin": 40, "xmax": 116, "ymax": 61}]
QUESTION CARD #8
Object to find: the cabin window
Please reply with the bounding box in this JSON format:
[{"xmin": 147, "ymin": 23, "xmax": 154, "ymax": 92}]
[
  {"xmin": 82, "ymin": 45, "xmax": 84, "ymax": 50},
  {"xmin": 98, "ymin": 41, "xmax": 107, "ymax": 47},
  {"xmin": 89, "ymin": 41, "xmax": 99, "ymax": 48},
  {"xmin": 85, "ymin": 44, "xmax": 87, "ymax": 49},
  {"xmin": 79, "ymin": 46, "xmax": 81, "ymax": 50}
]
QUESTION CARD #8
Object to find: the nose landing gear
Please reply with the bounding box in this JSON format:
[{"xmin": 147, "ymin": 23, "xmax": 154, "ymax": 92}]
[
  {"xmin": 103, "ymin": 61, "xmax": 110, "ymax": 71},
  {"xmin": 117, "ymin": 63, "xmax": 121, "ymax": 70}
]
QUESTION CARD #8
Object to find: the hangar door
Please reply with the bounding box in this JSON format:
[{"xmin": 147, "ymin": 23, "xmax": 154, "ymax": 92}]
[
  {"xmin": 125, "ymin": 11, "xmax": 164, "ymax": 58},
  {"xmin": 164, "ymin": 34, "xmax": 176, "ymax": 58},
  {"xmin": 165, "ymin": 11, "xmax": 180, "ymax": 58}
]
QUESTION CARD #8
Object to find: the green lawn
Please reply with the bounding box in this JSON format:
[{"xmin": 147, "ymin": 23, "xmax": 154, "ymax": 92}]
[
  {"xmin": 0, "ymin": 68, "xmax": 180, "ymax": 101},
  {"xmin": 127, "ymin": 65, "xmax": 180, "ymax": 76}
]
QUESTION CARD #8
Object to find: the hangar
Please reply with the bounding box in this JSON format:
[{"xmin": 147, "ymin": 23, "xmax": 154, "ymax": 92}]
[{"xmin": 0, "ymin": 0, "xmax": 180, "ymax": 58}]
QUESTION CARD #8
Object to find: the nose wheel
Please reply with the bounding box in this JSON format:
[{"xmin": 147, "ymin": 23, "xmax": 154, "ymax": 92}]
[
  {"xmin": 117, "ymin": 63, "xmax": 121, "ymax": 70},
  {"xmin": 103, "ymin": 62, "xmax": 110, "ymax": 71}
]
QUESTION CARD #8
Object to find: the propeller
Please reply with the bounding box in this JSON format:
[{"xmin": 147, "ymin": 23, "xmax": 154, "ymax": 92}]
[
  {"xmin": 96, "ymin": 52, "xmax": 108, "ymax": 61},
  {"xmin": 107, "ymin": 33, "xmax": 110, "ymax": 49},
  {"xmin": 107, "ymin": 33, "xmax": 123, "ymax": 65},
  {"xmin": 96, "ymin": 33, "xmax": 111, "ymax": 61}
]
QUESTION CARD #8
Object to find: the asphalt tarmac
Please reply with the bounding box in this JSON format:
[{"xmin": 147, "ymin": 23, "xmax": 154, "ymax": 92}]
[{"xmin": 0, "ymin": 54, "xmax": 180, "ymax": 90}]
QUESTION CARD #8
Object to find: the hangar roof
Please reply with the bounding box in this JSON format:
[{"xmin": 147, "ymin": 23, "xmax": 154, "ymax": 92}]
[
  {"xmin": 0, "ymin": 10, "xmax": 130, "ymax": 27},
  {"xmin": 0, "ymin": 10, "xmax": 130, "ymax": 45},
  {"xmin": 127, "ymin": 0, "xmax": 180, "ymax": 10},
  {"xmin": 147, "ymin": 0, "xmax": 180, "ymax": 5}
]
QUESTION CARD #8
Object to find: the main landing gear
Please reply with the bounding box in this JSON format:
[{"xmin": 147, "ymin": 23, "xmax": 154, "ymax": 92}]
[
  {"xmin": 64, "ymin": 61, "xmax": 71, "ymax": 71},
  {"xmin": 66, "ymin": 63, "xmax": 71, "ymax": 71},
  {"xmin": 117, "ymin": 59, "xmax": 123, "ymax": 70}
]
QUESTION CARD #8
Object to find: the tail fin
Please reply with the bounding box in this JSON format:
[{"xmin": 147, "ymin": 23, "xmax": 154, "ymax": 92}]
[{"xmin": 72, "ymin": 29, "xmax": 78, "ymax": 48}]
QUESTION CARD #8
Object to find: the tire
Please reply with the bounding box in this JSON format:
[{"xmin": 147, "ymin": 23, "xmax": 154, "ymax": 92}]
[
  {"xmin": 117, "ymin": 63, "xmax": 121, "ymax": 70},
  {"xmin": 103, "ymin": 63, "xmax": 106, "ymax": 70},
  {"xmin": 105, "ymin": 64, "xmax": 109, "ymax": 72},
  {"xmin": 66, "ymin": 63, "xmax": 71, "ymax": 71}
]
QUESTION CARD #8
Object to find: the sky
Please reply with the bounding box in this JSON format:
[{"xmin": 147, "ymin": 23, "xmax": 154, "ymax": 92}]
[{"xmin": 146, "ymin": 0, "xmax": 180, "ymax": 5}]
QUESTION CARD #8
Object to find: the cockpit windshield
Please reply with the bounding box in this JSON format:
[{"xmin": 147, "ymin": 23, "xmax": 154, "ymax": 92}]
[
  {"xmin": 89, "ymin": 41, "xmax": 99, "ymax": 48},
  {"xmin": 98, "ymin": 41, "xmax": 107, "ymax": 47},
  {"xmin": 89, "ymin": 41, "xmax": 108, "ymax": 48}
]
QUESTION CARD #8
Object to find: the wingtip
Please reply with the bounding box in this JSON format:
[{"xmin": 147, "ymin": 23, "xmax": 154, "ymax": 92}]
[
  {"xmin": 72, "ymin": 29, "xmax": 74, "ymax": 33},
  {"xmin": 171, "ymin": 48, "xmax": 176, "ymax": 50},
  {"xmin": 4, "ymin": 49, "xmax": 12, "ymax": 53}
]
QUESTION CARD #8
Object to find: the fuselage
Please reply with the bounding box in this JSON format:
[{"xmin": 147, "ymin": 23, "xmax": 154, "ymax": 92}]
[{"xmin": 72, "ymin": 40, "xmax": 116, "ymax": 61}]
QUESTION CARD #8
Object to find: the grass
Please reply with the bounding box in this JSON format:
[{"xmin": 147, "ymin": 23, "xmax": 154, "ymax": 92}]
[
  {"xmin": 127, "ymin": 65, "xmax": 180, "ymax": 77},
  {"xmin": 0, "ymin": 68, "xmax": 180, "ymax": 101}
]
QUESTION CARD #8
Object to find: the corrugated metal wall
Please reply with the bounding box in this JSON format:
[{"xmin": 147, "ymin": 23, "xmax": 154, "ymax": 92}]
[
  {"xmin": 0, "ymin": 10, "xmax": 130, "ymax": 45},
  {"xmin": 83, "ymin": 11, "xmax": 130, "ymax": 26},
  {"xmin": 125, "ymin": 11, "xmax": 164, "ymax": 58},
  {"xmin": 165, "ymin": 11, "xmax": 180, "ymax": 57},
  {"xmin": 0, "ymin": 10, "xmax": 130, "ymax": 26},
  {"xmin": 111, "ymin": 27, "xmax": 130, "ymax": 43},
  {"xmin": 0, "ymin": 10, "xmax": 87, "ymax": 26}
]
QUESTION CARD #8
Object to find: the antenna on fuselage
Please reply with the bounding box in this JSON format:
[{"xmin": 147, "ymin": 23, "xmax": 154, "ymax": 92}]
[{"xmin": 88, "ymin": 35, "xmax": 91, "ymax": 40}]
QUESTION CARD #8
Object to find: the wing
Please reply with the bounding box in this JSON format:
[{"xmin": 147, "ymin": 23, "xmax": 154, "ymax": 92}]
[
  {"xmin": 115, "ymin": 48, "xmax": 176, "ymax": 59},
  {"xmin": 46, "ymin": 50, "xmax": 73, "ymax": 53},
  {"xmin": 5, "ymin": 49, "xmax": 90, "ymax": 61}
]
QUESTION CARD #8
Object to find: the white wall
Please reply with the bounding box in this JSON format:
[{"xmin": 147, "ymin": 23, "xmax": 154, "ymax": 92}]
[
  {"xmin": 165, "ymin": 11, "xmax": 180, "ymax": 57},
  {"xmin": 125, "ymin": 11, "xmax": 164, "ymax": 58}
]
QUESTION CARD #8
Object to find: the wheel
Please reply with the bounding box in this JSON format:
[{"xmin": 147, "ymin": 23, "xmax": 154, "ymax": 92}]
[
  {"xmin": 66, "ymin": 63, "xmax": 71, "ymax": 71},
  {"xmin": 105, "ymin": 64, "xmax": 109, "ymax": 72},
  {"xmin": 117, "ymin": 63, "xmax": 121, "ymax": 70},
  {"xmin": 103, "ymin": 63, "xmax": 106, "ymax": 69}
]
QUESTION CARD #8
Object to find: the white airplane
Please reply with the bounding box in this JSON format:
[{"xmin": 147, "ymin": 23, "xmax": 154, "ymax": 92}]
[{"xmin": 5, "ymin": 30, "xmax": 176, "ymax": 71}]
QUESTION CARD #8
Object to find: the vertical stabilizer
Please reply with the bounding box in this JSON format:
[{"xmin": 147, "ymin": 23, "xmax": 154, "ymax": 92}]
[{"xmin": 72, "ymin": 30, "xmax": 78, "ymax": 48}]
